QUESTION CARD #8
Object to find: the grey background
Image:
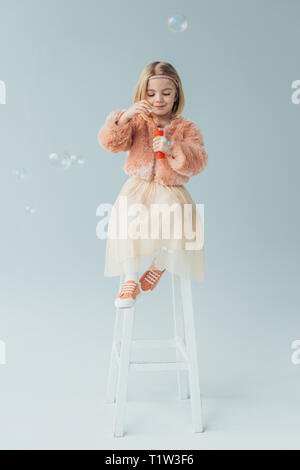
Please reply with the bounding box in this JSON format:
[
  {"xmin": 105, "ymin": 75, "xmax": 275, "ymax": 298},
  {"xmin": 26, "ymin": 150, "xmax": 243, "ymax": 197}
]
[{"xmin": 0, "ymin": 0, "xmax": 299, "ymax": 450}]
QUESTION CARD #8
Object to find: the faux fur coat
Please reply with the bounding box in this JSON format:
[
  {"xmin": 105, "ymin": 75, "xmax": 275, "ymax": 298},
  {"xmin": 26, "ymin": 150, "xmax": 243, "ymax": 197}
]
[{"xmin": 98, "ymin": 109, "xmax": 208, "ymax": 186}]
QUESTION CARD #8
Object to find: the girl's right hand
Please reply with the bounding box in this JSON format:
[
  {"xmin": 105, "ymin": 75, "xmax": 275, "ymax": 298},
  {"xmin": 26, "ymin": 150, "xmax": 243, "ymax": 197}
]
[{"xmin": 125, "ymin": 100, "xmax": 153, "ymax": 119}]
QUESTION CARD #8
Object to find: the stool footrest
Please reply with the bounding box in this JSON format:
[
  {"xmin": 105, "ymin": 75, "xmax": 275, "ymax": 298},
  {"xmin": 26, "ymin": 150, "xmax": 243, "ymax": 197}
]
[
  {"xmin": 113, "ymin": 338, "xmax": 189, "ymax": 371},
  {"xmin": 131, "ymin": 339, "xmax": 177, "ymax": 349},
  {"xmin": 130, "ymin": 361, "xmax": 189, "ymax": 371}
]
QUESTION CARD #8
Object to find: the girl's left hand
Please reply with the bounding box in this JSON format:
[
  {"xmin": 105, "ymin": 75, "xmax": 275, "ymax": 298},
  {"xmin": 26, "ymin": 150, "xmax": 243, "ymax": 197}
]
[{"xmin": 152, "ymin": 136, "xmax": 172, "ymax": 154}]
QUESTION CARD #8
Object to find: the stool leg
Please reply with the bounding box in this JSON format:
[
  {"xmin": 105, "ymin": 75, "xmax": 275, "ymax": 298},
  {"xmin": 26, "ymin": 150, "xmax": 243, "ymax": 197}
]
[
  {"xmin": 105, "ymin": 308, "xmax": 122, "ymax": 404},
  {"xmin": 105, "ymin": 274, "xmax": 124, "ymax": 404},
  {"xmin": 180, "ymin": 276, "xmax": 204, "ymax": 433},
  {"xmin": 171, "ymin": 272, "xmax": 190, "ymax": 399},
  {"xmin": 113, "ymin": 306, "xmax": 135, "ymax": 438}
]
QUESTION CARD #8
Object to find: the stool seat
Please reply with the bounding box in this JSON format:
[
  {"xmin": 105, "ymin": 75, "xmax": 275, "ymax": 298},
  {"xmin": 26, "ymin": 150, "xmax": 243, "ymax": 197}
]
[{"xmin": 105, "ymin": 271, "xmax": 204, "ymax": 437}]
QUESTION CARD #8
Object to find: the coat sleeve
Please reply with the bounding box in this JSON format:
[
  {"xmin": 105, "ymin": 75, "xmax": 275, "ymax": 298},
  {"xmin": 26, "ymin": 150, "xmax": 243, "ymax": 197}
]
[
  {"xmin": 97, "ymin": 110, "xmax": 135, "ymax": 153},
  {"xmin": 165, "ymin": 121, "xmax": 208, "ymax": 177}
]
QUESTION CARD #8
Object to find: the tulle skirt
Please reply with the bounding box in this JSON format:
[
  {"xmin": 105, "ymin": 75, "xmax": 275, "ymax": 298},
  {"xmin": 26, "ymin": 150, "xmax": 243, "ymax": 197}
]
[{"xmin": 104, "ymin": 174, "xmax": 205, "ymax": 282}]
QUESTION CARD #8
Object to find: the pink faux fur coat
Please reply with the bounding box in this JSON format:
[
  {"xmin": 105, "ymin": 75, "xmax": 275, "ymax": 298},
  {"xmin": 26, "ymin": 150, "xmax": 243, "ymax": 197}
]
[{"xmin": 98, "ymin": 110, "xmax": 208, "ymax": 186}]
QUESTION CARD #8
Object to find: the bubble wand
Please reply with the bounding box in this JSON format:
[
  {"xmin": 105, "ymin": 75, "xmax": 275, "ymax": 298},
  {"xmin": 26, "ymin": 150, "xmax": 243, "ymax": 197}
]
[{"xmin": 147, "ymin": 106, "xmax": 166, "ymax": 160}]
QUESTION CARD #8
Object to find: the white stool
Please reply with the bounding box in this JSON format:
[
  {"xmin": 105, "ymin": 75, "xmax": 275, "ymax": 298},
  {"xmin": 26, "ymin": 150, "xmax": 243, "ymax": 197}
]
[{"xmin": 105, "ymin": 271, "xmax": 204, "ymax": 437}]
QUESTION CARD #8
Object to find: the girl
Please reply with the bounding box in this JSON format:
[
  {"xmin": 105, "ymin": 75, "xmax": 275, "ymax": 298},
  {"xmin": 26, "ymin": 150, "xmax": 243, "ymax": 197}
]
[{"xmin": 98, "ymin": 61, "xmax": 208, "ymax": 308}]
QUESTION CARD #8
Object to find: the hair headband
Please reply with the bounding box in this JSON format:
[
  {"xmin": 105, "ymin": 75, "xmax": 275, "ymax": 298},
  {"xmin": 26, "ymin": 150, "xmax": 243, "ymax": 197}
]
[{"xmin": 148, "ymin": 74, "xmax": 178, "ymax": 88}]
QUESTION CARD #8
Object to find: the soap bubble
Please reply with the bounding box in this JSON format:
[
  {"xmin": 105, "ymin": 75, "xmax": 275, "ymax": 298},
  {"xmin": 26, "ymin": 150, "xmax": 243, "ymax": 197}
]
[
  {"xmin": 69, "ymin": 154, "xmax": 86, "ymax": 166},
  {"xmin": 60, "ymin": 154, "xmax": 72, "ymax": 170},
  {"xmin": 48, "ymin": 153, "xmax": 60, "ymax": 166},
  {"xmin": 70, "ymin": 155, "xmax": 85, "ymax": 166},
  {"xmin": 48, "ymin": 151, "xmax": 85, "ymax": 169},
  {"xmin": 25, "ymin": 205, "xmax": 36, "ymax": 214},
  {"xmin": 11, "ymin": 168, "xmax": 28, "ymax": 180},
  {"xmin": 48, "ymin": 152, "xmax": 72, "ymax": 170},
  {"xmin": 168, "ymin": 14, "xmax": 188, "ymax": 33},
  {"xmin": 77, "ymin": 156, "xmax": 85, "ymax": 166}
]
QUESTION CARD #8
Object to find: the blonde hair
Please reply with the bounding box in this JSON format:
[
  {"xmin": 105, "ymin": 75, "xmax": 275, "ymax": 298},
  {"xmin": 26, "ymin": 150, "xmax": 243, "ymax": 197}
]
[{"xmin": 132, "ymin": 61, "xmax": 185, "ymax": 123}]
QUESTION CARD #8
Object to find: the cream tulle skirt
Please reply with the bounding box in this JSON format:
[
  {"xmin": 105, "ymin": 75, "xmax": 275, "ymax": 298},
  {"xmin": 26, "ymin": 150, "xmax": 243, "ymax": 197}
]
[{"xmin": 104, "ymin": 175, "xmax": 205, "ymax": 282}]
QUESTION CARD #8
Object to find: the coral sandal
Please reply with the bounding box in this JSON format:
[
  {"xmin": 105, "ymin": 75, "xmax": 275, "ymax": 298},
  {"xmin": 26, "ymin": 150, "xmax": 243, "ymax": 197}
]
[
  {"xmin": 114, "ymin": 280, "xmax": 141, "ymax": 309},
  {"xmin": 139, "ymin": 264, "xmax": 166, "ymax": 294}
]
